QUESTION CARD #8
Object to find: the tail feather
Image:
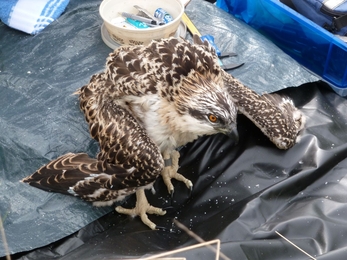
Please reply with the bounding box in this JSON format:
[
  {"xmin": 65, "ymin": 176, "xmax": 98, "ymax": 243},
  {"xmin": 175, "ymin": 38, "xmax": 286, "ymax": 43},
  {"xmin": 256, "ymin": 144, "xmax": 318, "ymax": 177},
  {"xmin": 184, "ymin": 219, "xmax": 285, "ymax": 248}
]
[
  {"xmin": 49, "ymin": 153, "xmax": 97, "ymax": 170},
  {"xmin": 22, "ymin": 153, "xmax": 98, "ymax": 195},
  {"xmin": 21, "ymin": 153, "xmax": 130, "ymax": 200}
]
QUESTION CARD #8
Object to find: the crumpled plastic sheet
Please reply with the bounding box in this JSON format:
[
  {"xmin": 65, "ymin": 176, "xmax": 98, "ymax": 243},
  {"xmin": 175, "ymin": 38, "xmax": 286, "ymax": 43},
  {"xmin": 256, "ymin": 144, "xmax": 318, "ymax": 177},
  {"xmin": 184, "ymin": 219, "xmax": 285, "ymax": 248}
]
[
  {"xmin": 0, "ymin": 0, "xmax": 322, "ymax": 257},
  {"xmin": 14, "ymin": 82, "xmax": 347, "ymax": 260}
]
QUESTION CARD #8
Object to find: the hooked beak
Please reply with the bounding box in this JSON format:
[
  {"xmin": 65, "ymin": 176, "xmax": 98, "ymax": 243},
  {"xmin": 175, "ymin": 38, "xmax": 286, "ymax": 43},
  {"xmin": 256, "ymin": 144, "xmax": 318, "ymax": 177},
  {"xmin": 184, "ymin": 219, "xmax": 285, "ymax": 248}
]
[
  {"xmin": 227, "ymin": 126, "xmax": 239, "ymax": 144},
  {"xmin": 218, "ymin": 125, "xmax": 239, "ymax": 144}
]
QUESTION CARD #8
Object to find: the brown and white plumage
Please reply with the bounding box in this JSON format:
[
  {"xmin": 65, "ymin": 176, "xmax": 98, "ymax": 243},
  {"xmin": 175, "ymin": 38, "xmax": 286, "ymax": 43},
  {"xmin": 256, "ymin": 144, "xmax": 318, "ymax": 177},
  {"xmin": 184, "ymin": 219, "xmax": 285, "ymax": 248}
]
[
  {"xmin": 222, "ymin": 70, "xmax": 305, "ymax": 149},
  {"xmin": 22, "ymin": 35, "xmax": 304, "ymax": 230}
]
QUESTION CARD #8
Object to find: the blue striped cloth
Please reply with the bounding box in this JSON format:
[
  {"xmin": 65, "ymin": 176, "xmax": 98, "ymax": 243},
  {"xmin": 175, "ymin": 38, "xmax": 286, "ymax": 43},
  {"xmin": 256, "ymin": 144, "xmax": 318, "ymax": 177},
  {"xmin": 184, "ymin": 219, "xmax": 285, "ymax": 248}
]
[{"xmin": 0, "ymin": 0, "xmax": 70, "ymax": 35}]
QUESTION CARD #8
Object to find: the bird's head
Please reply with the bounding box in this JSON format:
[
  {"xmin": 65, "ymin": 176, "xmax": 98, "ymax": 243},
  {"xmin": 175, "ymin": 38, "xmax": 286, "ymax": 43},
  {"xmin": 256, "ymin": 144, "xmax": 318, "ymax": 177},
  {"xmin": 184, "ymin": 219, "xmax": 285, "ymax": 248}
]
[{"xmin": 172, "ymin": 71, "xmax": 238, "ymax": 141}]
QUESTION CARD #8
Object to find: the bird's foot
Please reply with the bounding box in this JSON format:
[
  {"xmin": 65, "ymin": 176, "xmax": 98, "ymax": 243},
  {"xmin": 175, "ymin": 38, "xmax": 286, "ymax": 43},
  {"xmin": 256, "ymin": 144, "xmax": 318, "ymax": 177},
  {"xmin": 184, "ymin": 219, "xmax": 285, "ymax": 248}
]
[
  {"xmin": 115, "ymin": 189, "xmax": 166, "ymax": 230},
  {"xmin": 161, "ymin": 150, "xmax": 193, "ymax": 195}
]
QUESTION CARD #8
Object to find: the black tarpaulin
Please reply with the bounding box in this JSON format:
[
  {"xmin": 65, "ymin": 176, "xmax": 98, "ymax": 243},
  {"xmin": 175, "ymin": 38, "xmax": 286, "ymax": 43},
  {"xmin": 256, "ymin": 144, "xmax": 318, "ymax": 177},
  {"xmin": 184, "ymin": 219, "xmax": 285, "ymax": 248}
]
[
  {"xmin": 13, "ymin": 82, "xmax": 347, "ymax": 260},
  {"xmin": 3, "ymin": 0, "xmax": 347, "ymax": 259}
]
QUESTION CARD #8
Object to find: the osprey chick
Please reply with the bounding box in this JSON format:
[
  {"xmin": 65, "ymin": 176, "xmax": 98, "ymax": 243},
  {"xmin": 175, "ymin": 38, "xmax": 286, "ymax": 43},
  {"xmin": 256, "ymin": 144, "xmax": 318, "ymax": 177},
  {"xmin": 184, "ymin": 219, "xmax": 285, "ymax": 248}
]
[
  {"xmin": 22, "ymin": 37, "xmax": 238, "ymax": 230},
  {"xmin": 22, "ymin": 36, "xmax": 304, "ymax": 230}
]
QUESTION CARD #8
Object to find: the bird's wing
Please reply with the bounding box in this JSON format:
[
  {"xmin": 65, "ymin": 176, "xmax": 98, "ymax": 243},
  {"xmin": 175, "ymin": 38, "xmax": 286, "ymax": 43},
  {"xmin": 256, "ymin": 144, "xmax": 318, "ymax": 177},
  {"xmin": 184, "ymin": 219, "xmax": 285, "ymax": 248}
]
[
  {"xmin": 222, "ymin": 70, "xmax": 304, "ymax": 149},
  {"xmin": 191, "ymin": 34, "xmax": 304, "ymax": 149},
  {"xmin": 23, "ymin": 76, "xmax": 164, "ymax": 202}
]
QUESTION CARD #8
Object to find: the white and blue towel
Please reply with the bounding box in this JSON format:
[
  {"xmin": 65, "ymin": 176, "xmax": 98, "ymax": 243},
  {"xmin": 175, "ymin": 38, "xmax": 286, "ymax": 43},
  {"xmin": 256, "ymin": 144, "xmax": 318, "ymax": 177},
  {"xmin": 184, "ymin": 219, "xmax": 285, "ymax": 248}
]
[{"xmin": 0, "ymin": 0, "xmax": 70, "ymax": 35}]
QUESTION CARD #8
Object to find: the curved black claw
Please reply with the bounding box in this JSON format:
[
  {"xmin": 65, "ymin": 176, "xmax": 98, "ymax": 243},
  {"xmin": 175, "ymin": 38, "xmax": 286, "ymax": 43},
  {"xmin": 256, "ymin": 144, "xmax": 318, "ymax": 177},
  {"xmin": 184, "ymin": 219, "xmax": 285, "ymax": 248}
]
[
  {"xmin": 188, "ymin": 186, "xmax": 193, "ymax": 198},
  {"xmin": 162, "ymin": 206, "xmax": 175, "ymax": 214}
]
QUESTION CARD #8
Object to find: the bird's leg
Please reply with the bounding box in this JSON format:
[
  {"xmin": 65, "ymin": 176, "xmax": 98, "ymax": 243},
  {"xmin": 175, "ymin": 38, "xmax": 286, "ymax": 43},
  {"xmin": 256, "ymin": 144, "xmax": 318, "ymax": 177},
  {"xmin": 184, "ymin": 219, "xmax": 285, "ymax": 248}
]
[
  {"xmin": 161, "ymin": 150, "xmax": 193, "ymax": 195},
  {"xmin": 115, "ymin": 189, "xmax": 166, "ymax": 230}
]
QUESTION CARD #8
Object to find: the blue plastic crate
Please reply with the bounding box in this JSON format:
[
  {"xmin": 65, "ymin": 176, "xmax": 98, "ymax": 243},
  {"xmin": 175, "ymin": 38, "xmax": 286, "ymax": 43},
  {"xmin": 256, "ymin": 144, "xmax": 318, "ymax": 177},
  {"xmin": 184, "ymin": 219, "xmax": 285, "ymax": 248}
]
[{"xmin": 217, "ymin": 0, "xmax": 347, "ymax": 96}]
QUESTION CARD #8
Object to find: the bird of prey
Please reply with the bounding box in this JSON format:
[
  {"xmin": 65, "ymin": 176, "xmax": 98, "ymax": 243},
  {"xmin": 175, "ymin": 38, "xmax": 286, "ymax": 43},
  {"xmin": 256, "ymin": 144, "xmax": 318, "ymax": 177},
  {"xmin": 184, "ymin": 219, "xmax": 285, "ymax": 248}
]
[{"xmin": 22, "ymin": 35, "xmax": 304, "ymax": 230}]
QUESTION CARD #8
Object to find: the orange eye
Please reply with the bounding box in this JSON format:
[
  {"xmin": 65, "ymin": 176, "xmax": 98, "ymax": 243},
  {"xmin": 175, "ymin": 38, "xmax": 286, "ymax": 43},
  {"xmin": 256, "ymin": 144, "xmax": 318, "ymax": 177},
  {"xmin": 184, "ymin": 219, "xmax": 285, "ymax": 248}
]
[{"xmin": 208, "ymin": 114, "xmax": 218, "ymax": 123}]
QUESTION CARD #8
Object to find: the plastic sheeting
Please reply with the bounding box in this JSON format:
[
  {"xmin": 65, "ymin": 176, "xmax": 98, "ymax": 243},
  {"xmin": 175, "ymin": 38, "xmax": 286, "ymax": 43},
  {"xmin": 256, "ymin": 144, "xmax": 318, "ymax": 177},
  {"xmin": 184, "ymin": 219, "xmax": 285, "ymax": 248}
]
[
  {"xmin": 14, "ymin": 82, "xmax": 347, "ymax": 260},
  {"xmin": 0, "ymin": 0, "xmax": 113, "ymax": 256},
  {"xmin": 1, "ymin": 0, "xmax": 338, "ymax": 258}
]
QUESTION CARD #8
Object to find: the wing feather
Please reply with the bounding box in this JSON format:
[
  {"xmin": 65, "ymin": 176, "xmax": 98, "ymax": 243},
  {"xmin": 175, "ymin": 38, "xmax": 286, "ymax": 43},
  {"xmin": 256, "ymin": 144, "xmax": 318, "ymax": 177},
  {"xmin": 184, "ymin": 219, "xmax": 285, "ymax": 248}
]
[
  {"xmin": 23, "ymin": 75, "xmax": 164, "ymax": 202},
  {"xmin": 222, "ymin": 70, "xmax": 304, "ymax": 149}
]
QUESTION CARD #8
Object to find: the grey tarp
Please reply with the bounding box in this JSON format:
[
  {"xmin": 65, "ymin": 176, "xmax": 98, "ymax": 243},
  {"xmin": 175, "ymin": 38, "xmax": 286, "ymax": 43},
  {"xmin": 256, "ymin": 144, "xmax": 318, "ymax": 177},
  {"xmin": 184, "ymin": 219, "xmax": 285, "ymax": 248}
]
[{"xmin": 0, "ymin": 0, "xmax": 321, "ymax": 257}]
